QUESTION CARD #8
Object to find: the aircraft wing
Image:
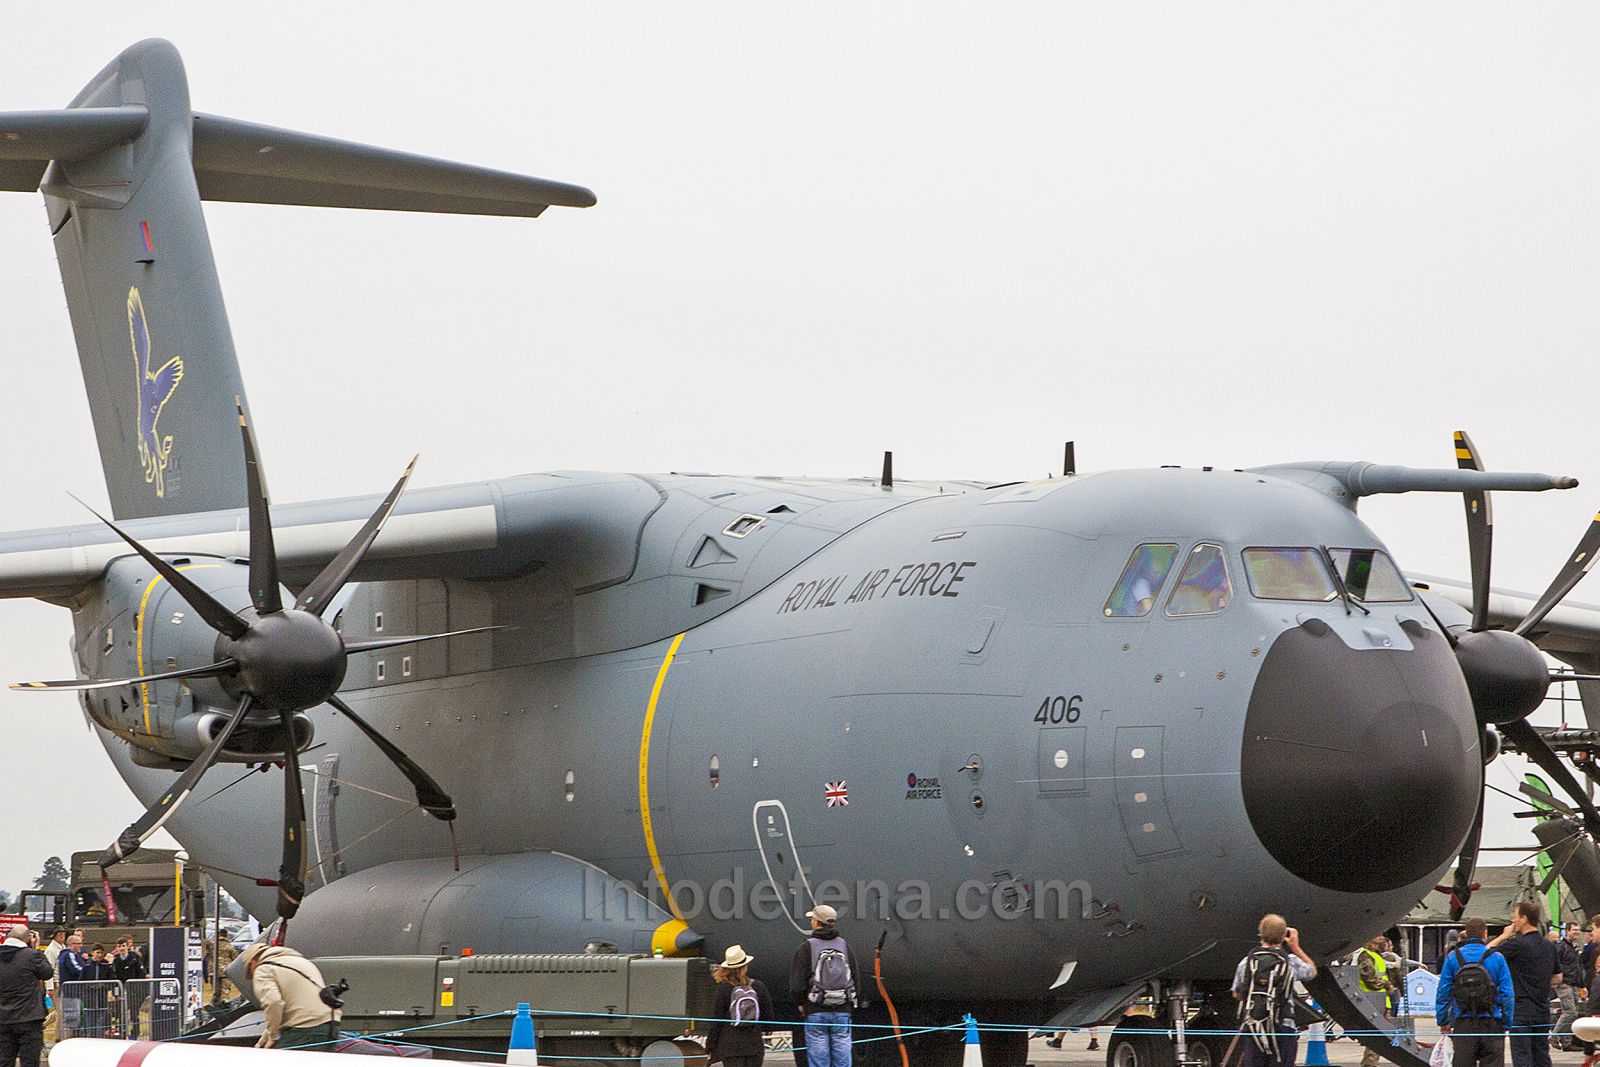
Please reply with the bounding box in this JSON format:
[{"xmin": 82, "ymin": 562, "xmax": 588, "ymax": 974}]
[
  {"xmin": 1410, "ymin": 572, "xmax": 1600, "ymax": 661},
  {"xmin": 0, "ymin": 472, "xmax": 665, "ymax": 601}
]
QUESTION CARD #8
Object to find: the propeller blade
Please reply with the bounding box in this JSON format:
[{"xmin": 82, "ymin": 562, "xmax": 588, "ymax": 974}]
[
  {"xmin": 341, "ymin": 625, "xmax": 504, "ymax": 655},
  {"xmin": 12, "ymin": 658, "xmax": 235, "ymax": 692},
  {"xmin": 1448, "ymin": 790, "xmax": 1486, "ymax": 920},
  {"xmin": 1519, "ymin": 780, "xmax": 1581, "ymax": 819},
  {"xmin": 294, "ymin": 456, "xmax": 418, "ymax": 616},
  {"xmin": 275, "ymin": 706, "xmax": 308, "ymax": 921},
  {"xmin": 328, "ymin": 694, "xmax": 456, "ymax": 820},
  {"xmin": 98, "ymin": 694, "xmax": 254, "ymax": 868},
  {"xmin": 1539, "ymin": 837, "xmax": 1579, "ymax": 895},
  {"xmin": 1536, "ymin": 819, "xmax": 1600, "ymax": 918},
  {"xmin": 74, "ymin": 496, "xmax": 248, "ymax": 640},
  {"xmin": 236, "ymin": 399, "xmax": 282, "ymax": 615},
  {"xmin": 1513, "ymin": 511, "xmax": 1600, "ymax": 637},
  {"xmin": 1501, "ymin": 718, "xmax": 1600, "ymax": 838},
  {"xmin": 1454, "ymin": 430, "xmax": 1494, "ymax": 632}
]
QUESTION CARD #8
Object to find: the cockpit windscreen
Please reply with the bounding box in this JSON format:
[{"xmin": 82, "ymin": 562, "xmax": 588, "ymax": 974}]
[
  {"xmin": 1104, "ymin": 544, "xmax": 1178, "ymax": 617},
  {"xmin": 1242, "ymin": 547, "xmax": 1338, "ymax": 602}
]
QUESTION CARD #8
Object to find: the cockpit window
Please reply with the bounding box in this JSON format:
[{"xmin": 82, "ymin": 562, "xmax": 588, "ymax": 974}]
[
  {"xmin": 1242, "ymin": 547, "xmax": 1338, "ymax": 602},
  {"xmin": 1104, "ymin": 544, "xmax": 1179, "ymax": 617},
  {"xmin": 1165, "ymin": 543, "xmax": 1232, "ymax": 616},
  {"xmin": 1328, "ymin": 548, "xmax": 1412, "ymax": 603}
]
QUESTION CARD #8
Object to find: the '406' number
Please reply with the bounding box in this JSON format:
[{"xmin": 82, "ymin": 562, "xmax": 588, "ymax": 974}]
[{"xmin": 1034, "ymin": 695, "xmax": 1082, "ymax": 724}]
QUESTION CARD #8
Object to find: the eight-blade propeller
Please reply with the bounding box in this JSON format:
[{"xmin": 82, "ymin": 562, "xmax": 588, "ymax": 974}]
[
  {"xmin": 1442, "ymin": 430, "xmax": 1600, "ymax": 918},
  {"xmin": 14, "ymin": 400, "xmax": 493, "ymax": 933}
]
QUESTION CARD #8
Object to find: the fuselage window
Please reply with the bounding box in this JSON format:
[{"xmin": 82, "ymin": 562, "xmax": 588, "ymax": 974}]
[
  {"xmin": 1328, "ymin": 548, "xmax": 1412, "ymax": 603},
  {"xmin": 1165, "ymin": 543, "xmax": 1231, "ymax": 616},
  {"xmin": 1242, "ymin": 547, "xmax": 1337, "ymax": 602},
  {"xmin": 1104, "ymin": 544, "xmax": 1179, "ymax": 617}
]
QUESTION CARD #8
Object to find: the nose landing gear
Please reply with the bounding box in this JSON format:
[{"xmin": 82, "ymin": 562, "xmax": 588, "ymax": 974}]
[{"xmin": 1105, "ymin": 984, "xmax": 1233, "ymax": 1067}]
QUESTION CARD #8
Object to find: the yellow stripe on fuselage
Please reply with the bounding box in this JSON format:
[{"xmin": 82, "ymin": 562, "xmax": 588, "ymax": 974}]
[
  {"xmin": 638, "ymin": 632, "xmax": 687, "ymax": 923},
  {"xmin": 135, "ymin": 564, "xmax": 221, "ymax": 734}
]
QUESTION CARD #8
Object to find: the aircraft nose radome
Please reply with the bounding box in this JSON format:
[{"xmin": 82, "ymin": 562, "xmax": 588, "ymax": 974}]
[{"xmin": 1240, "ymin": 617, "xmax": 1481, "ymax": 895}]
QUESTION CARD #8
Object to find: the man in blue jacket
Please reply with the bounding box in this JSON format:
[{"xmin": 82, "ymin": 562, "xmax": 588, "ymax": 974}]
[
  {"xmin": 55, "ymin": 932, "xmax": 85, "ymax": 990},
  {"xmin": 1438, "ymin": 917, "xmax": 1517, "ymax": 1067}
]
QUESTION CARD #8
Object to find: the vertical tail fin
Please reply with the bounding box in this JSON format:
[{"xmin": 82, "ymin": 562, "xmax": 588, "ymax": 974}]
[
  {"xmin": 34, "ymin": 39, "xmax": 247, "ymax": 518},
  {"xmin": 1, "ymin": 38, "xmax": 594, "ymax": 519}
]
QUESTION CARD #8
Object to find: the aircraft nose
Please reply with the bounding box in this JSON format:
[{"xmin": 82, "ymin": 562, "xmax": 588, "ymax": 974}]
[{"xmin": 1240, "ymin": 616, "xmax": 1480, "ymax": 894}]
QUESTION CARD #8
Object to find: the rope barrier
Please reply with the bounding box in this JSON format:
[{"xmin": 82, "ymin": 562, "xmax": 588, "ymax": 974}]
[{"xmin": 179, "ymin": 1000, "xmax": 1464, "ymax": 1044}]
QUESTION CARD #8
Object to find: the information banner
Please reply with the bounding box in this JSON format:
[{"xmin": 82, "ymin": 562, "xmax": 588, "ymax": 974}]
[
  {"xmin": 149, "ymin": 927, "xmax": 187, "ymax": 1035},
  {"xmin": 184, "ymin": 927, "xmax": 204, "ymax": 1024}
]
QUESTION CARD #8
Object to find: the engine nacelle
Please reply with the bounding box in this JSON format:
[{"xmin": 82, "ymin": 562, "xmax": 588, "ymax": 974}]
[{"xmin": 71, "ymin": 554, "xmax": 311, "ymax": 763}]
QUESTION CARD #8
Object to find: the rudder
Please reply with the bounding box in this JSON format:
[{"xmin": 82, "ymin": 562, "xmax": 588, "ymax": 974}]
[{"xmin": 42, "ymin": 39, "xmax": 248, "ymax": 518}]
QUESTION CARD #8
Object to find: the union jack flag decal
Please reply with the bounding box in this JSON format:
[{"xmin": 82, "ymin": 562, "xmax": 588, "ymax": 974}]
[{"xmin": 824, "ymin": 781, "xmax": 849, "ymax": 807}]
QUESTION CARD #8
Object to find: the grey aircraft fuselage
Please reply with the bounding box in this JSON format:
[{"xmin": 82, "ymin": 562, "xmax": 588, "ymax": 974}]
[
  {"xmin": 1, "ymin": 38, "xmax": 1485, "ymax": 1030},
  {"xmin": 75, "ymin": 463, "xmax": 1478, "ymax": 1010}
]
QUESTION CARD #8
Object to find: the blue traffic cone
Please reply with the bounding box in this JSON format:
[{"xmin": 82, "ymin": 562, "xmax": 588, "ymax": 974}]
[
  {"xmin": 963, "ymin": 1013, "xmax": 984, "ymax": 1067},
  {"xmin": 507, "ymin": 1001, "xmax": 538, "ymax": 1066},
  {"xmin": 1302, "ymin": 1022, "xmax": 1329, "ymax": 1066}
]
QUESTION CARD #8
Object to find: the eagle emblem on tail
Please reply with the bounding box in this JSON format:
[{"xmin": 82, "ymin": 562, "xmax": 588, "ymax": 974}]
[{"xmin": 128, "ymin": 287, "xmax": 184, "ymax": 498}]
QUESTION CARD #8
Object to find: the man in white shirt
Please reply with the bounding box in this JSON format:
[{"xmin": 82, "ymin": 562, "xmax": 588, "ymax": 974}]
[{"xmin": 41, "ymin": 930, "xmax": 63, "ymax": 1045}]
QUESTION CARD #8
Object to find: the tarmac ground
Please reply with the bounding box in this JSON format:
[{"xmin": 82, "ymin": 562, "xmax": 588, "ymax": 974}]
[{"xmin": 1020, "ymin": 1023, "xmax": 1595, "ymax": 1066}]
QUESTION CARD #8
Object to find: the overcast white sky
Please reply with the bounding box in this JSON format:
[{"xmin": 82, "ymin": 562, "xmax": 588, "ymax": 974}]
[{"xmin": 2, "ymin": 3, "xmax": 1599, "ymax": 905}]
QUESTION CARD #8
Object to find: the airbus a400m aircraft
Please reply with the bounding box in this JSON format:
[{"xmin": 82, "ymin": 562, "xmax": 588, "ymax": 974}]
[{"xmin": 13, "ymin": 39, "xmax": 1600, "ymax": 1067}]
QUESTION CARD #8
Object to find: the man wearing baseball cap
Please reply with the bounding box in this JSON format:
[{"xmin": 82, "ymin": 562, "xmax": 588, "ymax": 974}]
[{"xmin": 790, "ymin": 905, "xmax": 861, "ymax": 1067}]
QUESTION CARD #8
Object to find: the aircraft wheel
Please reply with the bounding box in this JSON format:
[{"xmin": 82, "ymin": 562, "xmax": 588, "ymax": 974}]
[
  {"xmin": 1187, "ymin": 1032, "xmax": 1235, "ymax": 1067},
  {"xmin": 1186, "ymin": 1014, "xmax": 1234, "ymax": 1067},
  {"xmin": 1109, "ymin": 1018, "xmax": 1177, "ymax": 1067}
]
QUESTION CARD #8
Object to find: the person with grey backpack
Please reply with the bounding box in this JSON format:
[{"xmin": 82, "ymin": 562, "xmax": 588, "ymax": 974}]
[
  {"xmin": 789, "ymin": 906, "xmax": 862, "ymax": 1067},
  {"xmin": 706, "ymin": 945, "xmax": 774, "ymax": 1066}
]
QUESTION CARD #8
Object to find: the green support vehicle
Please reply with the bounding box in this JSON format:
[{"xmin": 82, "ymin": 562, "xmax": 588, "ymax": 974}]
[{"xmin": 20, "ymin": 849, "xmax": 208, "ymax": 948}]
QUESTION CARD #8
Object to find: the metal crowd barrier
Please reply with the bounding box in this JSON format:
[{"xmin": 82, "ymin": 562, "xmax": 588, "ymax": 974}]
[
  {"xmin": 58, "ymin": 980, "xmax": 126, "ymax": 1040},
  {"xmin": 122, "ymin": 977, "xmax": 188, "ymax": 1041}
]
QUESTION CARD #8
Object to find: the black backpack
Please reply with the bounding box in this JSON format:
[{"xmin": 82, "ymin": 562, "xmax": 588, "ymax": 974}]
[
  {"xmin": 1450, "ymin": 948, "xmax": 1497, "ymax": 1016},
  {"xmin": 1239, "ymin": 947, "xmax": 1292, "ymax": 1052}
]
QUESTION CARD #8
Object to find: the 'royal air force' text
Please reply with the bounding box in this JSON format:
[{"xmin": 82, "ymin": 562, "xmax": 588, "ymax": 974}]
[{"xmin": 777, "ymin": 561, "xmax": 977, "ymax": 615}]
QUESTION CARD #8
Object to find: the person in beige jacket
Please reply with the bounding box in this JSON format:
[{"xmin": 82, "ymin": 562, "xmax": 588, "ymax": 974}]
[{"xmin": 239, "ymin": 944, "xmax": 340, "ymax": 1051}]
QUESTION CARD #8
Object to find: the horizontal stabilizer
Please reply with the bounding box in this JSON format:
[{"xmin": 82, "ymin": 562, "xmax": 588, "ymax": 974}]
[
  {"xmin": 0, "ymin": 106, "xmax": 150, "ymax": 190},
  {"xmin": 191, "ymin": 113, "xmax": 596, "ymax": 216}
]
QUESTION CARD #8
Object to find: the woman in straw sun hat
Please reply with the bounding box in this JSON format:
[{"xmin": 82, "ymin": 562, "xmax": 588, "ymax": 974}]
[{"xmin": 706, "ymin": 944, "xmax": 774, "ymax": 1066}]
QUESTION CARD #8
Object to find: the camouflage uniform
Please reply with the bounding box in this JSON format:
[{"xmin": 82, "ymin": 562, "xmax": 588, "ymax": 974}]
[{"xmin": 1358, "ymin": 948, "xmax": 1395, "ymax": 1067}]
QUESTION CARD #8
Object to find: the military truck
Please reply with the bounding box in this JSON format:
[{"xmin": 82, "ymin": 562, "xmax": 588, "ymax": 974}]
[{"xmin": 19, "ymin": 849, "xmax": 208, "ymax": 947}]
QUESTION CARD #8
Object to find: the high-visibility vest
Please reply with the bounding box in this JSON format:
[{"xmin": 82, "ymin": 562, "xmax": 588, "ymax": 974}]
[{"xmin": 1359, "ymin": 948, "xmax": 1388, "ymax": 992}]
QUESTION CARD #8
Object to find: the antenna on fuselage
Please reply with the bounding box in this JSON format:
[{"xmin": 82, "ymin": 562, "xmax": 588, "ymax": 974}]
[
  {"xmin": 881, "ymin": 451, "xmax": 893, "ymax": 490},
  {"xmin": 1063, "ymin": 441, "xmax": 1076, "ymax": 477}
]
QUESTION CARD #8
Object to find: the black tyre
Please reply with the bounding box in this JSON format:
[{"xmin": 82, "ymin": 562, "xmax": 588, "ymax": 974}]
[
  {"xmin": 1187, "ymin": 1014, "xmax": 1237, "ymax": 1067},
  {"xmin": 1109, "ymin": 1017, "xmax": 1177, "ymax": 1067}
]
